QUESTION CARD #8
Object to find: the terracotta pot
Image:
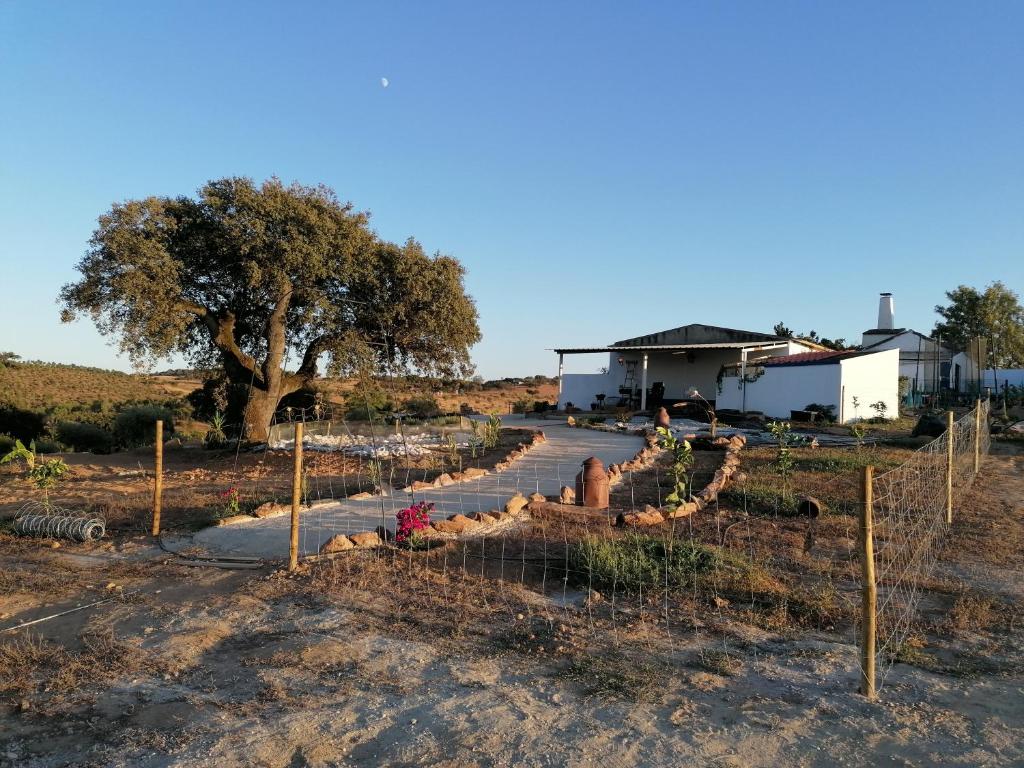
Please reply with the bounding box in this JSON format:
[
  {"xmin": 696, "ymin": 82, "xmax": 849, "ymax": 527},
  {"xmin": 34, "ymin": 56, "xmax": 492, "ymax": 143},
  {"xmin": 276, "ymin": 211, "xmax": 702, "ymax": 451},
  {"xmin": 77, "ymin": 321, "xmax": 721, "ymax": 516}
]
[{"xmin": 575, "ymin": 456, "xmax": 610, "ymax": 509}]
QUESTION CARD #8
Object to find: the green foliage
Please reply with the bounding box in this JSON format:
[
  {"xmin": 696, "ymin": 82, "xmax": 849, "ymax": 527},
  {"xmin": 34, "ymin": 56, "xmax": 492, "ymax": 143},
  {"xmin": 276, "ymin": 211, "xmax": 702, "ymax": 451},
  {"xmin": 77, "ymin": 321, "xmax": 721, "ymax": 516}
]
[
  {"xmin": 344, "ymin": 385, "xmax": 394, "ymax": 421},
  {"xmin": 204, "ymin": 411, "xmax": 228, "ymax": 448},
  {"xmin": 481, "ymin": 414, "xmax": 501, "ymax": 449},
  {"xmin": 511, "ymin": 397, "xmax": 533, "ymax": 414},
  {"xmin": 570, "ymin": 533, "xmax": 724, "ymax": 592},
  {"xmin": 869, "ymin": 400, "xmax": 888, "ymax": 421},
  {"xmin": 54, "ymin": 422, "xmax": 114, "ymax": 453},
  {"xmin": 0, "ymin": 433, "xmax": 15, "ymax": 455},
  {"xmin": 0, "ymin": 404, "xmax": 47, "ymax": 444},
  {"xmin": 1, "ymin": 439, "xmax": 69, "ymax": 499},
  {"xmin": 59, "ymin": 177, "xmax": 481, "ymax": 439},
  {"xmin": 113, "ymin": 405, "xmax": 175, "ymax": 448},
  {"xmin": 767, "ymin": 421, "xmax": 800, "ymax": 499},
  {"xmin": 0, "ymin": 352, "xmax": 20, "ymax": 369},
  {"xmin": 656, "ymin": 426, "xmax": 693, "ymax": 509},
  {"xmin": 402, "ymin": 395, "xmax": 442, "ymax": 419},
  {"xmin": 934, "ymin": 282, "xmax": 1024, "ymax": 368}
]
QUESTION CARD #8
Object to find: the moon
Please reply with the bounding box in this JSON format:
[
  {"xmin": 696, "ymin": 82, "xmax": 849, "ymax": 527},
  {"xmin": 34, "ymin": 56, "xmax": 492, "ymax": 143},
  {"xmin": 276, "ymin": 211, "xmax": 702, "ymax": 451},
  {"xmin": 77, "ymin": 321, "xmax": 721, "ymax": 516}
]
[{"xmin": 381, "ymin": 77, "xmax": 389, "ymax": 88}]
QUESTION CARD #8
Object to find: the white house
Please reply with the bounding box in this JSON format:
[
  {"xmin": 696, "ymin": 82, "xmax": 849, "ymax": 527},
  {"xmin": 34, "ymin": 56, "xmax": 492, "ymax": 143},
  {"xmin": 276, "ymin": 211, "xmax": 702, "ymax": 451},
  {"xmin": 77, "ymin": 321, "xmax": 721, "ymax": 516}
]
[
  {"xmin": 860, "ymin": 293, "xmax": 983, "ymax": 398},
  {"xmin": 553, "ymin": 324, "xmax": 824, "ymax": 412},
  {"xmin": 716, "ymin": 348, "xmax": 900, "ymax": 423}
]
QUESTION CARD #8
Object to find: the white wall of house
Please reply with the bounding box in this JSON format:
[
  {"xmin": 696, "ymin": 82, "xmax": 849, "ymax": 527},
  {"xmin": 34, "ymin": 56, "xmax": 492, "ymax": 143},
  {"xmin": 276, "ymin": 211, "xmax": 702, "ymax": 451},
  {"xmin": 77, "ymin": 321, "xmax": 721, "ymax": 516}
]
[
  {"xmin": 838, "ymin": 348, "xmax": 900, "ymax": 421},
  {"xmin": 864, "ymin": 331, "xmax": 948, "ymax": 392},
  {"xmin": 558, "ymin": 371, "xmax": 618, "ymax": 410},
  {"xmin": 716, "ymin": 349, "xmax": 899, "ymax": 423},
  {"xmin": 717, "ymin": 363, "xmax": 841, "ymax": 419}
]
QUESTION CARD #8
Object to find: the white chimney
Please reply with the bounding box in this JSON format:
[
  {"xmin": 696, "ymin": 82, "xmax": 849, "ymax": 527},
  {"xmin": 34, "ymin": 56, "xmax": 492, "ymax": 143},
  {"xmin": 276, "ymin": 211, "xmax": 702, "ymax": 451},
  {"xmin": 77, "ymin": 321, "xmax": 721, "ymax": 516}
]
[{"xmin": 877, "ymin": 293, "xmax": 894, "ymax": 330}]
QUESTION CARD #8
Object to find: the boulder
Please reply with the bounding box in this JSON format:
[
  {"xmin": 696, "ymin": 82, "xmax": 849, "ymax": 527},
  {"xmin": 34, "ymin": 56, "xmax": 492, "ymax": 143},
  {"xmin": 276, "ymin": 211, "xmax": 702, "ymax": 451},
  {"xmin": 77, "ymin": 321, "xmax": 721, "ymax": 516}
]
[
  {"xmin": 436, "ymin": 473, "xmax": 456, "ymax": 487},
  {"xmin": 349, "ymin": 531, "xmax": 383, "ymax": 548},
  {"xmin": 463, "ymin": 467, "xmax": 488, "ymax": 479},
  {"xmin": 528, "ymin": 492, "xmax": 546, "ymax": 504},
  {"xmin": 319, "ymin": 534, "xmax": 354, "ymax": 554},
  {"xmin": 472, "ymin": 512, "xmax": 497, "ymax": 525},
  {"xmin": 349, "ymin": 491, "xmax": 374, "ymax": 500},
  {"xmin": 505, "ymin": 493, "xmax": 529, "ymax": 516},
  {"xmin": 559, "ymin": 486, "xmax": 576, "ymax": 504},
  {"xmin": 410, "ymin": 480, "xmax": 435, "ymax": 491},
  {"xmin": 566, "ymin": 416, "xmax": 576, "ymax": 426},
  {"xmin": 253, "ymin": 502, "xmax": 289, "ymax": 519},
  {"xmin": 665, "ymin": 502, "xmax": 699, "ymax": 519}
]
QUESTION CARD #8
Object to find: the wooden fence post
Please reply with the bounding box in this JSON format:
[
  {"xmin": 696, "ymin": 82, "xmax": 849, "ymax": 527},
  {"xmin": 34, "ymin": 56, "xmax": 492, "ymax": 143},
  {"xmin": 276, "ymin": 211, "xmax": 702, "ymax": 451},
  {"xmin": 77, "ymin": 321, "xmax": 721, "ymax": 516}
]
[
  {"xmin": 973, "ymin": 399, "xmax": 982, "ymax": 474},
  {"xmin": 945, "ymin": 410, "xmax": 954, "ymax": 525},
  {"xmin": 859, "ymin": 465, "xmax": 877, "ymax": 701},
  {"xmin": 289, "ymin": 422, "xmax": 303, "ymax": 571},
  {"xmin": 151, "ymin": 420, "xmax": 163, "ymax": 537}
]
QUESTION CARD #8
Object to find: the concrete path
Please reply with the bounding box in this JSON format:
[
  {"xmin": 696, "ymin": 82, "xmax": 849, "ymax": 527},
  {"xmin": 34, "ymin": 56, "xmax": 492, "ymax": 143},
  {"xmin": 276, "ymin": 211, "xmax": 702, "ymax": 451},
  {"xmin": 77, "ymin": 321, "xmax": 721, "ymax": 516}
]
[{"xmin": 193, "ymin": 424, "xmax": 645, "ymax": 560}]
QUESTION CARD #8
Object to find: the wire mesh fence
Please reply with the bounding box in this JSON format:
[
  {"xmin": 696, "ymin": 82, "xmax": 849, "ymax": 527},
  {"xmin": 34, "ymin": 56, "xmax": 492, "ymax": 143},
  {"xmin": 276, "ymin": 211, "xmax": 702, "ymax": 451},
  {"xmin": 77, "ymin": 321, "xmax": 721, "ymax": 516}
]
[{"xmin": 863, "ymin": 399, "xmax": 991, "ymax": 695}]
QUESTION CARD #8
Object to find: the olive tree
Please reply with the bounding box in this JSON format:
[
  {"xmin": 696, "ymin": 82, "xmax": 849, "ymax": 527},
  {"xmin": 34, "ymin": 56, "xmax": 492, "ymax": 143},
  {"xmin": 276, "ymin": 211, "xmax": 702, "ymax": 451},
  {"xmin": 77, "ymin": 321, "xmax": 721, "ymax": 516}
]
[{"xmin": 60, "ymin": 177, "xmax": 480, "ymax": 440}]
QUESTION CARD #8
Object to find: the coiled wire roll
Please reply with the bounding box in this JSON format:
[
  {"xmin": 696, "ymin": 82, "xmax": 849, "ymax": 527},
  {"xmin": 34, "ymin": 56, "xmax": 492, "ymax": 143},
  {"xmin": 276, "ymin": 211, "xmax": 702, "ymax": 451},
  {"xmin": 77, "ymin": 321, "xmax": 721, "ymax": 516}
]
[{"xmin": 13, "ymin": 501, "xmax": 106, "ymax": 542}]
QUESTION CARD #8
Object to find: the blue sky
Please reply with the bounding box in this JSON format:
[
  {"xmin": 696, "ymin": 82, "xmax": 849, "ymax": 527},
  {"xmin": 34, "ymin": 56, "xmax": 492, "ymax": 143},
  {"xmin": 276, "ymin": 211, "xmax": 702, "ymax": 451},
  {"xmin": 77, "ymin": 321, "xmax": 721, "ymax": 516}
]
[{"xmin": 1, "ymin": 1, "xmax": 1021, "ymax": 378}]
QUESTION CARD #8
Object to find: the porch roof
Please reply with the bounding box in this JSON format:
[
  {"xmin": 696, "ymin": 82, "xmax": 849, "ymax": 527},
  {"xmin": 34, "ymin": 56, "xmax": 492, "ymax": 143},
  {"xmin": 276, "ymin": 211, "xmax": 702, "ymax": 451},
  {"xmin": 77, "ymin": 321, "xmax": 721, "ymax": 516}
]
[{"xmin": 551, "ymin": 341, "xmax": 786, "ymax": 355}]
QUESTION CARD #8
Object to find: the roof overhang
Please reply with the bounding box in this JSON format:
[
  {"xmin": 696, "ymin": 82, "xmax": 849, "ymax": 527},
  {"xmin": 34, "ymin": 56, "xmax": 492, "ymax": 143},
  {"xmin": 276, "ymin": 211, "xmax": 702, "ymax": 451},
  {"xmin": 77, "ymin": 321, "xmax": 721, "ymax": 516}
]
[{"xmin": 551, "ymin": 341, "xmax": 792, "ymax": 355}]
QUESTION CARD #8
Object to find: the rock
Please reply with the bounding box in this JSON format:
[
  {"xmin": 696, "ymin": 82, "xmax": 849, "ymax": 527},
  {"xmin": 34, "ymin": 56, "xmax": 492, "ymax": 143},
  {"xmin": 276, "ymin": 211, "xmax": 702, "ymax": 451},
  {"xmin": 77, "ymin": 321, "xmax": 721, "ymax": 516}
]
[
  {"xmin": 410, "ymin": 480, "xmax": 435, "ymax": 491},
  {"xmin": 665, "ymin": 502, "xmax": 699, "ymax": 519},
  {"xmin": 463, "ymin": 467, "xmax": 488, "ymax": 479},
  {"xmin": 436, "ymin": 473, "xmax": 456, "ymax": 487},
  {"xmin": 534, "ymin": 432, "xmax": 547, "ymax": 443},
  {"xmin": 350, "ymin": 531, "xmax": 383, "ymax": 548},
  {"xmin": 493, "ymin": 461, "xmax": 510, "ymax": 472},
  {"xmin": 319, "ymin": 534, "xmax": 354, "ymax": 554},
  {"xmin": 732, "ymin": 471, "xmax": 747, "ymax": 484},
  {"xmin": 449, "ymin": 471, "xmax": 467, "ymax": 482},
  {"xmin": 567, "ymin": 416, "xmax": 576, "ymax": 426},
  {"xmin": 472, "ymin": 512, "xmax": 497, "ymax": 525},
  {"xmin": 253, "ymin": 502, "xmax": 290, "ymax": 519},
  {"xmin": 49, "ymin": 541, "xmax": 60, "ymax": 549},
  {"xmin": 528, "ymin": 492, "xmax": 546, "ymax": 504},
  {"xmin": 375, "ymin": 526, "xmax": 395, "ymax": 542},
  {"xmin": 349, "ymin": 491, "xmax": 374, "ymax": 500},
  {"xmin": 713, "ymin": 595, "xmax": 731, "ymax": 609},
  {"xmin": 616, "ymin": 509, "xmax": 665, "ymax": 527},
  {"xmin": 508, "ymin": 450, "xmax": 524, "ymax": 460},
  {"xmin": 505, "ymin": 493, "xmax": 529, "ymax": 516},
  {"xmin": 559, "ymin": 486, "xmax": 576, "ymax": 504},
  {"xmin": 432, "ymin": 514, "xmax": 480, "ymax": 534},
  {"xmin": 217, "ymin": 514, "xmax": 253, "ymax": 526}
]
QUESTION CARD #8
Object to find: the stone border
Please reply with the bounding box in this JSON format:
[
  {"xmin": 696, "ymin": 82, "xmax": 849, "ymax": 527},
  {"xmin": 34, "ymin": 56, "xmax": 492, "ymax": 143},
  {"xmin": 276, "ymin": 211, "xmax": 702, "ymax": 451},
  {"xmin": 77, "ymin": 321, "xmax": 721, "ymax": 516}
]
[
  {"xmin": 399, "ymin": 430, "xmax": 548, "ymax": 493},
  {"xmin": 616, "ymin": 433, "xmax": 747, "ymax": 526}
]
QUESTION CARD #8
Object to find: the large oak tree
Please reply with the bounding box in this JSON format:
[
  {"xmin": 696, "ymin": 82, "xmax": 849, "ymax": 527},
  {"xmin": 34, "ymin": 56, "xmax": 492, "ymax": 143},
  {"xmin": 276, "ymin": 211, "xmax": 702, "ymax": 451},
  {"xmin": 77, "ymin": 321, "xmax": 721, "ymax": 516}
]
[{"xmin": 60, "ymin": 178, "xmax": 481, "ymax": 440}]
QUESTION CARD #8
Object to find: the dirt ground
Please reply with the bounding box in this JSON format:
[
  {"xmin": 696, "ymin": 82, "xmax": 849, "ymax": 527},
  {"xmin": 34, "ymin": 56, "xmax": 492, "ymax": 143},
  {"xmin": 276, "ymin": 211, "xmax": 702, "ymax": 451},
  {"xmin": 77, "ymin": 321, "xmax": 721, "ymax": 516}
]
[
  {"xmin": 0, "ymin": 448, "xmax": 1021, "ymax": 767},
  {"xmin": 0, "ymin": 428, "xmax": 541, "ymax": 534}
]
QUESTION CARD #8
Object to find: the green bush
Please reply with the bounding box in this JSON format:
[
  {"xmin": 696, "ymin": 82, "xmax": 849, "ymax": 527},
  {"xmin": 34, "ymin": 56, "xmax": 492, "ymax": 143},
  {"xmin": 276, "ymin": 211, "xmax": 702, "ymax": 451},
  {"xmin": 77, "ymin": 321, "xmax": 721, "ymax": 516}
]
[
  {"xmin": 113, "ymin": 405, "xmax": 175, "ymax": 448},
  {"xmin": 0, "ymin": 404, "xmax": 47, "ymax": 443},
  {"xmin": 32, "ymin": 438, "xmax": 64, "ymax": 454},
  {"xmin": 55, "ymin": 421, "xmax": 114, "ymax": 453},
  {"xmin": 402, "ymin": 395, "xmax": 442, "ymax": 419},
  {"xmin": 569, "ymin": 534, "xmax": 724, "ymax": 592},
  {"xmin": 0, "ymin": 433, "xmax": 15, "ymax": 455},
  {"xmin": 343, "ymin": 386, "xmax": 394, "ymax": 421},
  {"xmin": 511, "ymin": 397, "xmax": 533, "ymax": 414}
]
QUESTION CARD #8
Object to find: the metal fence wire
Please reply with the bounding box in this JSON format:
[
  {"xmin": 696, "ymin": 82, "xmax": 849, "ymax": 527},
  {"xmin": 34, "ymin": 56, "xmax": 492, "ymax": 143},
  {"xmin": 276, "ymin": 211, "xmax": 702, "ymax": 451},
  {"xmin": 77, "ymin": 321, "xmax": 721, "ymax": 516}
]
[{"xmin": 864, "ymin": 399, "xmax": 991, "ymax": 692}]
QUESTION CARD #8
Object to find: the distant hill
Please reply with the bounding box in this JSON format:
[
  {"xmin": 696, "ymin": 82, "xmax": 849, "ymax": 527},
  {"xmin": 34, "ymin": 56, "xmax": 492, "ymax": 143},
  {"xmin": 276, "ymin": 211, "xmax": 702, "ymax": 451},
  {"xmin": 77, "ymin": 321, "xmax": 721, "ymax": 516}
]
[{"xmin": 0, "ymin": 360, "xmax": 202, "ymax": 410}]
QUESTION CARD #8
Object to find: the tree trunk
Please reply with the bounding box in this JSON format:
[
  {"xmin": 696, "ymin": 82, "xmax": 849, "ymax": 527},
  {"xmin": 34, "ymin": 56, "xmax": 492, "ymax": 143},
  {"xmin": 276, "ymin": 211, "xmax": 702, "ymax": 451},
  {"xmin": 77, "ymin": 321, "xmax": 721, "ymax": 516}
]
[{"xmin": 242, "ymin": 388, "xmax": 279, "ymax": 443}]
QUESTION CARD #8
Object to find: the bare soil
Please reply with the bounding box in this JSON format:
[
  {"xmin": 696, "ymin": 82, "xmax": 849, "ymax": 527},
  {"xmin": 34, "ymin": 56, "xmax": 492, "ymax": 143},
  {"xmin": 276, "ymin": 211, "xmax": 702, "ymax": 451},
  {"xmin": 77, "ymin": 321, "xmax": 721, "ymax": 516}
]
[{"xmin": 0, "ymin": 450, "xmax": 1020, "ymax": 767}]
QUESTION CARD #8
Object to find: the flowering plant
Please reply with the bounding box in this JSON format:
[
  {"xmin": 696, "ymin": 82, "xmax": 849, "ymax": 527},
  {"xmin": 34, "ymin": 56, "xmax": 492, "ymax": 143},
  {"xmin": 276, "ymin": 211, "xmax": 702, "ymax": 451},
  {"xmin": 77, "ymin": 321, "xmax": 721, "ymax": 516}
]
[
  {"xmin": 221, "ymin": 486, "xmax": 241, "ymax": 516},
  {"xmin": 395, "ymin": 501, "xmax": 433, "ymax": 545}
]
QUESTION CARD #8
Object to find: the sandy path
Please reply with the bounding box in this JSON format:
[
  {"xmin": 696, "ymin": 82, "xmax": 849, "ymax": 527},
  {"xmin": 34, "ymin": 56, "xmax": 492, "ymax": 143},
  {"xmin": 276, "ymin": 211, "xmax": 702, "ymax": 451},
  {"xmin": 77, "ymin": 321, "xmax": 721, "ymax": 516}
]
[{"xmin": 192, "ymin": 424, "xmax": 645, "ymax": 559}]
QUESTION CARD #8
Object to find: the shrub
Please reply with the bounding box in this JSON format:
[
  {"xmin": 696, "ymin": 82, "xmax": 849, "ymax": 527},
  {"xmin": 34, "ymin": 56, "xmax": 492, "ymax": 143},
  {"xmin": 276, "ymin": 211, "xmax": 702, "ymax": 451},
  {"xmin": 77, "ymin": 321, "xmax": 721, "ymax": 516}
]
[
  {"xmin": 402, "ymin": 395, "xmax": 442, "ymax": 419},
  {"xmin": 113, "ymin": 405, "xmax": 175, "ymax": 448},
  {"xmin": 343, "ymin": 386, "xmax": 394, "ymax": 421},
  {"xmin": 511, "ymin": 397, "xmax": 533, "ymax": 414},
  {"xmin": 569, "ymin": 534, "xmax": 723, "ymax": 592},
  {"xmin": 32, "ymin": 438, "xmax": 63, "ymax": 454},
  {"xmin": 55, "ymin": 422, "xmax": 114, "ymax": 454},
  {"xmin": 395, "ymin": 501, "xmax": 433, "ymax": 546},
  {"xmin": 0, "ymin": 433, "xmax": 15, "ymax": 455},
  {"xmin": 0, "ymin": 404, "xmax": 47, "ymax": 443},
  {"xmin": 803, "ymin": 403, "xmax": 836, "ymax": 422}
]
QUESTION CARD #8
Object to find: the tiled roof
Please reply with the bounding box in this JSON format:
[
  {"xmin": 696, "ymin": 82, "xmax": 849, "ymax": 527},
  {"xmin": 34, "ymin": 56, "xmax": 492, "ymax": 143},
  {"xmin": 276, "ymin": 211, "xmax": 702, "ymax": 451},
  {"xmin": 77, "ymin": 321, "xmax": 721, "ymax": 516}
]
[{"xmin": 760, "ymin": 350, "xmax": 856, "ymax": 367}]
